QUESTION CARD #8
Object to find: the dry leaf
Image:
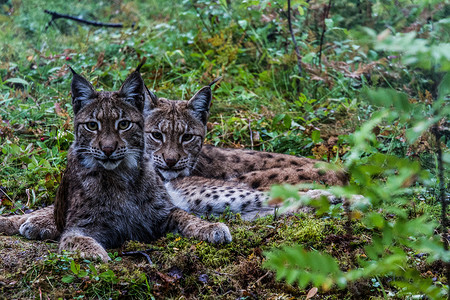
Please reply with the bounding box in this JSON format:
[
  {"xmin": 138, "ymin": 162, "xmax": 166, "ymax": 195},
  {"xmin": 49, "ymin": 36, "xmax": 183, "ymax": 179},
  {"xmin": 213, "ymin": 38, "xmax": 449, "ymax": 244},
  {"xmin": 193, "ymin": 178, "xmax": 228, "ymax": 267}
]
[
  {"xmin": 268, "ymin": 197, "xmax": 283, "ymax": 206},
  {"xmin": 306, "ymin": 287, "xmax": 318, "ymax": 299}
]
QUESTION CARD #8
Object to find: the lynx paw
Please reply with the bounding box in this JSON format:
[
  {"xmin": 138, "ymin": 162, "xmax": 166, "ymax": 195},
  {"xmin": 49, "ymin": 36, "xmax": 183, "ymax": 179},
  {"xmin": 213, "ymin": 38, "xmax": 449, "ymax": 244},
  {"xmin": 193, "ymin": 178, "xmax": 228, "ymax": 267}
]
[
  {"xmin": 203, "ymin": 222, "xmax": 232, "ymax": 244},
  {"xmin": 0, "ymin": 215, "xmax": 27, "ymax": 236},
  {"xmin": 301, "ymin": 190, "xmax": 366, "ymax": 205},
  {"xmin": 19, "ymin": 216, "xmax": 60, "ymax": 240},
  {"xmin": 60, "ymin": 231, "xmax": 110, "ymax": 262}
]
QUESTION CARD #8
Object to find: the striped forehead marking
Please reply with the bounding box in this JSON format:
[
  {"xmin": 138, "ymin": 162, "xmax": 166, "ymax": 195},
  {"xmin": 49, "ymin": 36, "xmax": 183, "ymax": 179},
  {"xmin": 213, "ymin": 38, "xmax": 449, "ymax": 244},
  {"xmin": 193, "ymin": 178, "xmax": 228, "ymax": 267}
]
[
  {"xmin": 91, "ymin": 105, "xmax": 122, "ymax": 121},
  {"xmin": 158, "ymin": 119, "xmax": 187, "ymax": 134}
]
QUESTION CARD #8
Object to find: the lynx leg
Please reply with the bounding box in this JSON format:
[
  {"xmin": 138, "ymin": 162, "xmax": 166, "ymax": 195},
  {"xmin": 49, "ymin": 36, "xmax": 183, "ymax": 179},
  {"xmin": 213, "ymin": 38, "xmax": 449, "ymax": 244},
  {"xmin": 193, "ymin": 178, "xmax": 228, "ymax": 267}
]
[
  {"xmin": 19, "ymin": 205, "xmax": 60, "ymax": 240},
  {"xmin": 15, "ymin": 205, "xmax": 60, "ymax": 240},
  {"xmin": 167, "ymin": 208, "xmax": 232, "ymax": 244},
  {"xmin": 0, "ymin": 214, "xmax": 29, "ymax": 236},
  {"xmin": 0, "ymin": 206, "xmax": 58, "ymax": 239},
  {"xmin": 59, "ymin": 228, "xmax": 110, "ymax": 262}
]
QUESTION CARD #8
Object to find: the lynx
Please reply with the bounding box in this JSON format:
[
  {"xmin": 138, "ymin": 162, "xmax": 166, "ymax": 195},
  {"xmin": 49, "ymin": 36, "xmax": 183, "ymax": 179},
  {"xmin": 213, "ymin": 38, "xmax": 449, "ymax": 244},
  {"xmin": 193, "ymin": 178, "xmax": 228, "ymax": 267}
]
[
  {"xmin": 1, "ymin": 67, "xmax": 232, "ymax": 261},
  {"xmin": 144, "ymin": 85, "xmax": 347, "ymax": 189},
  {"xmin": 144, "ymin": 84, "xmax": 348, "ymax": 216},
  {"xmin": 0, "ymin": 76, "xmax": 349, "ymax": 242}
]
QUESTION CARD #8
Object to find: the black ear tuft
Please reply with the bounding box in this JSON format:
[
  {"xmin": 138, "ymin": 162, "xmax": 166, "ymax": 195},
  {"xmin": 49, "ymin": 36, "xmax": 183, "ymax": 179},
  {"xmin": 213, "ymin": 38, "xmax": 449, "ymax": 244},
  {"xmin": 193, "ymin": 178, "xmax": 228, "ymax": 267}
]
[
  {"xmin": 70, "ymin": 68, "xmax": 96, "ymax": 115},
  {"xmin": 208, "ymin": 76, "xmax": 222, "ymax": 88},
  {"xmin": 143, "ymin": 86, "xmax": 159, "ymax": 114},
  {"xmin": 119, "ymin": 71, "xmax": 146, "ymax": 111},
  {"xmin": 135, "ymin": 60, "xmax": 145, "ymax": 73},
  {"xmin": 187, "ymin": 86, "xmax": 212, "ymax": 125}
]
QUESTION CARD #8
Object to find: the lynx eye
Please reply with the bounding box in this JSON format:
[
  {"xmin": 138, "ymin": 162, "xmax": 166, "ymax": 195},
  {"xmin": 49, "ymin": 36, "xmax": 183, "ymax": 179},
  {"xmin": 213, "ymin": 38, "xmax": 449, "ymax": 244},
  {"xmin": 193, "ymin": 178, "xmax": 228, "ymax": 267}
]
[
  {"xmin": 118, "ymin": 120, "xmax": 131, "ymax": 130},
  {"xmin": 85, "ymin": 122, "xmax": 98, "ymax": 131},
  {"xmin": 181, "ymin": 134, "xmax": 194, "ymax": 142},
  {"xmin": 151, "ymin": 132, "xmax": 164, "ymax": 141}
]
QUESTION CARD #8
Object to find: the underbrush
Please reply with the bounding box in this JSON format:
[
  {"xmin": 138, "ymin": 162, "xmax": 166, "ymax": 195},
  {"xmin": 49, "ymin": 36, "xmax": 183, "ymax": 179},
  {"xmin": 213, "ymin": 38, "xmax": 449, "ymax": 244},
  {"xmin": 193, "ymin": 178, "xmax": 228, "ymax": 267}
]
[{"xmin": 0, "ymin": 0, "xmax": 448, "ymax": 298}]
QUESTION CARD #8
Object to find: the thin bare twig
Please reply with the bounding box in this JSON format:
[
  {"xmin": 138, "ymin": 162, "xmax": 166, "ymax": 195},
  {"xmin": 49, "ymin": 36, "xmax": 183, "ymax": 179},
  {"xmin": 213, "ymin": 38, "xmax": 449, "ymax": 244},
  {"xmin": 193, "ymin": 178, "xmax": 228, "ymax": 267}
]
[
  {"xmin": 287, "ymin": 0, "xmax": 302, "ymax": 75},
  {"xmin": 248, "ymin": 118, "xmax": 254, "ymax": 149},
  {"xmin": 255, "ymin": 271, "xmax": 271, "ymax": 284},
  {"xmin": 0, "ymin": 186, "xmax": 14, "ymax": 203},
  {"xmin": 317, "ymin": 0, "xmax": 333, "ymax": 70},
  {"xmin": 44, "ymin": 10, "xmax": 134, "ymax": 31},
  {"xmin": 121, "ymin": 250, "xmax": 157, "ymax": 265}
]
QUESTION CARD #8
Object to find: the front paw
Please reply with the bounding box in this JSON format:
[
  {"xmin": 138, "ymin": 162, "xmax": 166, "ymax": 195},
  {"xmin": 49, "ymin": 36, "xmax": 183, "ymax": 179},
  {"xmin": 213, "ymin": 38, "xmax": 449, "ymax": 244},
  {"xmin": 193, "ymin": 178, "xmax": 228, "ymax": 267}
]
[
  {"xmin": 204, "ymin": 222, "xmax": 232, "ymax": 244},
  {"xmin": 60, "ymin": 232, "xmax": 110, "ymax": 262},
  {"xmin": 19, "ymin": 216, "xmax": 60, "ymax": 240}
]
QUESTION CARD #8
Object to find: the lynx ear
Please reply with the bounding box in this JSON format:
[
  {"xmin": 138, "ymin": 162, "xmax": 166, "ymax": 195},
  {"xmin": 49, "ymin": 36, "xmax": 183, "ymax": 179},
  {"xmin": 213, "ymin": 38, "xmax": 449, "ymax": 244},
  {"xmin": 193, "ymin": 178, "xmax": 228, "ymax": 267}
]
[
  {"xmin": 145, "ymin": 86, "xmax": 159, "ymax": 108},
  {"xmin": 119, "ymin": 71, "xmax": 146, "ymax": 111},
  {"xmin": 187, "ymin": 86, "xmax": 212, "ymax": 125},
  {"xmin": 70, "ymin": 67, "xmax": 96, "ymax": 115}
]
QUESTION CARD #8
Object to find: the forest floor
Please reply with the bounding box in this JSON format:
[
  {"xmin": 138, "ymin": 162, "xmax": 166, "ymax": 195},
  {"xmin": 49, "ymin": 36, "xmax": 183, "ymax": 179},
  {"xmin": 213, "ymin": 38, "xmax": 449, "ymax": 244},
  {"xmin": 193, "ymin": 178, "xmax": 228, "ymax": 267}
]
[{"xmin": 0, "ymin": 214, "xmax": 379, "ymax": 299}]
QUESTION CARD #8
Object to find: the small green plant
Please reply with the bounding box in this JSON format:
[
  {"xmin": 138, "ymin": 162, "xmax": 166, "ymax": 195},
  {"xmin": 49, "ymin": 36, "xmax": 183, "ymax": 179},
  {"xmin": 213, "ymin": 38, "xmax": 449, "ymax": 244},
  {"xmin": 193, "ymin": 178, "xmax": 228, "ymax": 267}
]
[{"xmin": 264, "ymin": 26, "xmax": 449, "ymax": 299}]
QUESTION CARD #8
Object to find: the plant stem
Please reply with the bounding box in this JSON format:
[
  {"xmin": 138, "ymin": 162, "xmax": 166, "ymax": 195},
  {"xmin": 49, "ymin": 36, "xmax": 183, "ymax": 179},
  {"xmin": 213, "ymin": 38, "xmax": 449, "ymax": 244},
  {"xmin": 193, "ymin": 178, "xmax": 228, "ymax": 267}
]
[
  {"xmin": 317, "ymin": 0, "xmax": 333, "ymax": 70},
  {"xmin": 433, "ymin": 124, "xmax": 449, "ymax": 298},
  {"xmin": 287, "ymin": 0, "xmax": 302, "ymax": 76}
]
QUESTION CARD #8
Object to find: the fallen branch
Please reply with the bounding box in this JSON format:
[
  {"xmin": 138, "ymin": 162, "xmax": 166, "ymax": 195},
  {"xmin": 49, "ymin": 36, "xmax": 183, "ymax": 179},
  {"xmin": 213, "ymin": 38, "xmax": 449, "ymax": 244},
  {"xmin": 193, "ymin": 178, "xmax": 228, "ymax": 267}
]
[
  {"xmin": 44, "ymin": 10, "xmax": 134, "ymax": 30},
  {"xmin": 121, "ymin": 250, "xmax": 156, "ymax": 265},
  {"xmin": 287, "ymin": 0, "xmax": 302, "ymax": 76}
]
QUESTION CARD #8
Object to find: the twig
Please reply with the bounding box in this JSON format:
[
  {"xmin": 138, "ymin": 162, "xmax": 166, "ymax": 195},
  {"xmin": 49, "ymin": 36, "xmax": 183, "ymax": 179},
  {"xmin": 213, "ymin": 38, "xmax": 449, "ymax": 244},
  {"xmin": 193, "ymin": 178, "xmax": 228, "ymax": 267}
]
[
  {"xmin": 44, "ymin": 10, "xmax": 134, "ymax": 31},
  {"xmin": 317, "ymin": 0, "xmax": 333, "ymax": 70},
  {"xmin": 287, "ymin": 0, "xmax": 302, "ymax": 75},
  {"xmin": 255, "ymin": 271, "xmax": 270, "ymax": 284},
  {"xmin": 432, "ymin": 124, "xmax": 450, "ymax": 297},
  {"xmin": 121, "ymin": 250, "xmax": 156, "ymax": 265},
  {"xmin": 0, "ymin": 186, "xmax": 14, "ymax": 203},
  {"xmin": 248, "ymin": 118, "xmax": 254, "ymax": 149}
]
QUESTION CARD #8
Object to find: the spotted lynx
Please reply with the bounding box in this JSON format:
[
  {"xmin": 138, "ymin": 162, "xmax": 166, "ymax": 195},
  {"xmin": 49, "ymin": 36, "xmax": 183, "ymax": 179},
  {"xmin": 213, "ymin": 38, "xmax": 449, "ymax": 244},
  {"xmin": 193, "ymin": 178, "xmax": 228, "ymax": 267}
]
[
  {"xmin": 0, "ymin": 75, "xmax": 348, "ymax": 241},
  {"xmin": 144, "ymin": 86, "xmax": 347, "ymax": 189},
  {"xmin": 1, "ymin": 67, "xmax": 232, "ymax": 261},
  {"xmin": 144, "ymin": 84, "xmax": 348, "ymax": 216}
]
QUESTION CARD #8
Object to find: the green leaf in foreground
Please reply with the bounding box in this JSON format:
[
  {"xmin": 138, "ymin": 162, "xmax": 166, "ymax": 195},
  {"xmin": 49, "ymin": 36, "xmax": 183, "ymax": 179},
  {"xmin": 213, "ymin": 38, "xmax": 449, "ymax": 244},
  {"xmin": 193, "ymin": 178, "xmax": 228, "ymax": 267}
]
[{"xmin": 263, "ymin": 245, "xmax": 346, "ymax": 291}]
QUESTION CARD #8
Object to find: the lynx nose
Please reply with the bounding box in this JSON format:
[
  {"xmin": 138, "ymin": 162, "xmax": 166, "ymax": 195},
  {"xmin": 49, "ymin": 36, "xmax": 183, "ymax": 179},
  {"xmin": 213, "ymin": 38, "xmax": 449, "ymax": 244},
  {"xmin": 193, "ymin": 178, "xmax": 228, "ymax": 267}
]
[
  {"xmin": 165, "ymin": 158, "xmax": 178, "ymax": 168},
  {"xmin": 100, "ymin": 142, "xmax": 117, "ymax": 157}
]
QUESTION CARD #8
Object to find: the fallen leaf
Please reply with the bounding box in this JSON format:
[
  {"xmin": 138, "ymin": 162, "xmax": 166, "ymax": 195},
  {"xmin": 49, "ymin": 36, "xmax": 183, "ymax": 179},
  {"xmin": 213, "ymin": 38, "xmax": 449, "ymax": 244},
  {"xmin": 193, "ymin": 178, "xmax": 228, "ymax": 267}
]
[{"xmin": 306, "ymin": 287, "xmax": 318, "ymax": 299}]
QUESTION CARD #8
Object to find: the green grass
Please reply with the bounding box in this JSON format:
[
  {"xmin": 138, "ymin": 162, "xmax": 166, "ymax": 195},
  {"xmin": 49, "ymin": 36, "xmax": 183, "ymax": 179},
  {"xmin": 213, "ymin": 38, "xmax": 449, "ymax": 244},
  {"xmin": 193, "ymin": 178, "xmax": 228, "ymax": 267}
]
[{"xmin": 0, "ymin": 0, "xmax": 448, "ymax": 298}]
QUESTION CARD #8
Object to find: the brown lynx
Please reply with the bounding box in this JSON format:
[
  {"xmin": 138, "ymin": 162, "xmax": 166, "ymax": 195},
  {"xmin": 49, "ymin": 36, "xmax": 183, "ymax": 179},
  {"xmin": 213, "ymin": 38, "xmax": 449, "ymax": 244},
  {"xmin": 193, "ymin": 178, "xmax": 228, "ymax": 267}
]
[
  {"xmin": 144, "ymin": 84, "xmax": 348, "ymax": 215},
  {"xmin": 1, "ymin": 67, "xmax": 231, "ymax": 261},
  {"xmin": 0, "ymin": 75, "xmax": 348, "ymax": 242},
  {"xmin": 144, "ymin": 87, "xmax": 347, "ymax": 189}
]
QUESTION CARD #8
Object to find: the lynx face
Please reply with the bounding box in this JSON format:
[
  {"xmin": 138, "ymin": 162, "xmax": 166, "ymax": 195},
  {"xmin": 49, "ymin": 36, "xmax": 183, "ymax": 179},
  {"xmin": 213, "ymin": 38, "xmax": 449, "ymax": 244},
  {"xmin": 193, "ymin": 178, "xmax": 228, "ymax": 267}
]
[
  {"xmin": 71, "ymin": 71, "xmax": 145, "ymax": 171},
  {"xmin": 143, "ymin": 87, "xmax": 211, "ymax": 180}
]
